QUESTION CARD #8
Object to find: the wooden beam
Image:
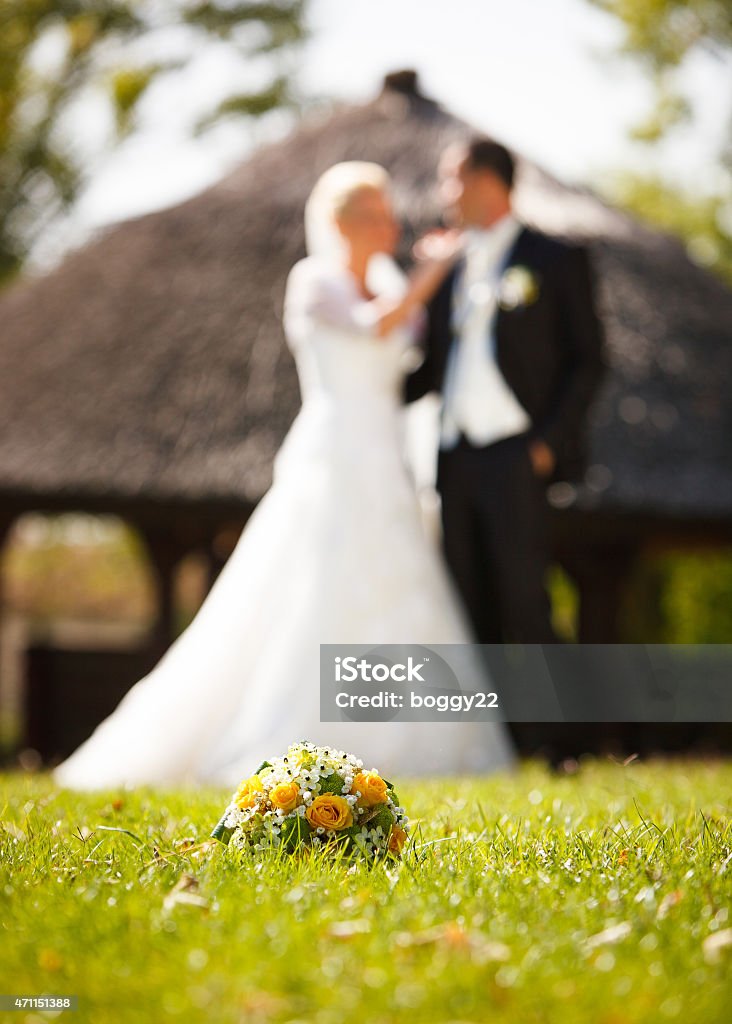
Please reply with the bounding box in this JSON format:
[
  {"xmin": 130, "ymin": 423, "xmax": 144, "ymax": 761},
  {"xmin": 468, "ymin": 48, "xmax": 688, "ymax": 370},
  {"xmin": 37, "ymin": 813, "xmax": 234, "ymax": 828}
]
[{"xmin": 559, "ymin": 544, "xmax": 641, "ymax": 643}]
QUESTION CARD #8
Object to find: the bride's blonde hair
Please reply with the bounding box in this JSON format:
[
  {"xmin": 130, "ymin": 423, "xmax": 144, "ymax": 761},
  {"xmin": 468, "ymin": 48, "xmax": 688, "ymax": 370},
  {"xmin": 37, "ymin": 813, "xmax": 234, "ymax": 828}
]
[{"xmin": 304, "ymin": 161, "xmax": 391, "ymax": 261}]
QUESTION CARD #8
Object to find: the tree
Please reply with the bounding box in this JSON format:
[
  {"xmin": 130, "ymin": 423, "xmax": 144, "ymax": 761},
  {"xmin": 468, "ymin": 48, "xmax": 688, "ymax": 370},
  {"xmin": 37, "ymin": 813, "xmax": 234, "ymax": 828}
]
[
  {"xmin": 604, "ymin": 171, "xmax": 732, "ymax": 284},
  {"xmin": 585, "ymin": 5, "xmax": 732, "ymax": 640},
  {"xmin": 587, "ymin": 0, "xmax": 732, "ymax": 150},
  {"xmin": 0, "ymin": 1, "xmax": 307, "ymax": 284},
  {"xmin": 588, "ymin": 2, "xmax": 732, "ymax": 285}
]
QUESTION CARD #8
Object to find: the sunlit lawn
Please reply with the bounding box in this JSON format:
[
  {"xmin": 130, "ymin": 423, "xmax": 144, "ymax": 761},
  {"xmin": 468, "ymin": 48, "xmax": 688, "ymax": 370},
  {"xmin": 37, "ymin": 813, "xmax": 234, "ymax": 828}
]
[{"xmin": 1, "ymin": 757, "xmax": 731, "ymax": 1023}]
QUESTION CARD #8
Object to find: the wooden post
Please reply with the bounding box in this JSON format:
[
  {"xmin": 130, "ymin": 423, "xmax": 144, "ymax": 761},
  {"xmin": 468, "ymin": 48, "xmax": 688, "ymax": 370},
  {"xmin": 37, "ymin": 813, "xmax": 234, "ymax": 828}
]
[
  {"xmin": 134, "ymin": 526, "xmax": 188, "ymax": 658},
  {"xmin": 563, "ymin": 544, "xmax": 640, "ymax": 643},
  {"xmin": 0, "ymin": 513, "xmax": 18, "ymax": 761}
]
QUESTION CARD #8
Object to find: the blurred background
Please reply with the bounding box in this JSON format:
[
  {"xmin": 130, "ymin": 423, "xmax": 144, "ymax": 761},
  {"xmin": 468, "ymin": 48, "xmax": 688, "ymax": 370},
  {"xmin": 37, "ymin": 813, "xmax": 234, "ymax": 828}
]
[{"xmin": 1, "ymin": 0, "xmax": 731, "ymax": 768}]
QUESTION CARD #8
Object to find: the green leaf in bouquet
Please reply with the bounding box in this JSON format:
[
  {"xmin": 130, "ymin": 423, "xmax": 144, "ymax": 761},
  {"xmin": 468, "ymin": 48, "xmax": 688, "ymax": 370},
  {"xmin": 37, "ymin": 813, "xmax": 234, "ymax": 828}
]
[
  {"xmin": 210, "ymin": 811, "xmax": 235, "ymax": 846},
  {"xmin": 248, "ymin": 813, "xmax": 267, "ymax": 845},
  {"xmin": 253, "ymin": 760, "xmax": 272, "ymax": 775},
  {"xmin": 279, "ymin": 815, "xmax": 312, "ymax": 851},
  {"xmin": 368, "ymin": 804, "xmax": 396, "ymax": 834},
  {"xmin": 382, "ymin": 779, "xmax": 401, "ymax": 806},
  {"xmin": 317, "ymin": 771, "xmax": 346, "ymax": 795},
  {"xmin": 357, "ymin": 802, "xmax": 395, "ymax": 828}
]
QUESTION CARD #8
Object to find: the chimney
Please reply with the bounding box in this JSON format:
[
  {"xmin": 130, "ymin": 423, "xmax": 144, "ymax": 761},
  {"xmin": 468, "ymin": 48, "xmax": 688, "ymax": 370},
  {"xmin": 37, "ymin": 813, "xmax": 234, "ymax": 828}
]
[{"xmin": 381, "ymin": 69, "xmax": 421, "ymax": 97}]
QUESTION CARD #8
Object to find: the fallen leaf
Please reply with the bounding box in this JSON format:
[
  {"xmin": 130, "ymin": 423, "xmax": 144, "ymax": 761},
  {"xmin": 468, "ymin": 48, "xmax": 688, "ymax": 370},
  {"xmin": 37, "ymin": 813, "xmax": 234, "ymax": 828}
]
[
  {"xmin": 393, "ymin": 922, "xmax": 510, "ymax": 962},
  {"xmin": 657, "ymin": 890, "xmax": 683, "ymax": 919},
  {"xmin": 162, "ymin": 874, "xmax": 209, "ymax": 912},
  {"xmin": 585, "ymin": 921, "xmax": 632, "ymax": 949},
  {"xmin": 703, "ymin": 928, "xmax": 732, "ymax": 964},
  {"xmin": 327, "ymin": 918, "xmax": 371, "ymax": 938}
]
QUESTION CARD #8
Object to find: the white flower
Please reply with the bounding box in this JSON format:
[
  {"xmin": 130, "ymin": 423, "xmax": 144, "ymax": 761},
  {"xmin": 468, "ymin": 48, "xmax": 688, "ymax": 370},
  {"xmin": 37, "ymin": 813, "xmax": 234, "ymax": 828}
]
[{"xmin": 497, "ymin": 265, "xmax": 540, "ymax": 310}]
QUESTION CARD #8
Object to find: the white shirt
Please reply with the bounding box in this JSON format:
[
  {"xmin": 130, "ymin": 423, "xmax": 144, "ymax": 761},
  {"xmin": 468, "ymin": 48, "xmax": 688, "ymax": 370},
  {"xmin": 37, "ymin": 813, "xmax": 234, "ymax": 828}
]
[{"xmin": 440, "ymin": 212, "xmax": 531, "ymax": 449}]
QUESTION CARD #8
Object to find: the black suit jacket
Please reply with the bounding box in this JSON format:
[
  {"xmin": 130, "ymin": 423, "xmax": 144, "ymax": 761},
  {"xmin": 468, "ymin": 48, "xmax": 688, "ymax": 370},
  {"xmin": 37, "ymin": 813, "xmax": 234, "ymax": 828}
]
[{"xmin": 404, "ymin": 224, "xmax": 607, "ymax": 483}]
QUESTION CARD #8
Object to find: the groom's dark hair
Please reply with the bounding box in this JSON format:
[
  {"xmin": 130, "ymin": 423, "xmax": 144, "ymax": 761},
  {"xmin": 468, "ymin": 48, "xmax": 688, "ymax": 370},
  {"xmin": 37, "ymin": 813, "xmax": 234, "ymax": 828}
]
[{"xmin": 464, "ymin": 136, "xmax": 515, "ymax": 191}]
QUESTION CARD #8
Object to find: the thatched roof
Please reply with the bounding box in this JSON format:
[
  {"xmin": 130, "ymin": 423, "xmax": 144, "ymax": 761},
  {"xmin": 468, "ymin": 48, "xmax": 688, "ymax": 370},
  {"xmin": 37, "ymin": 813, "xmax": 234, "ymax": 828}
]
[{"xmin": 1, "ymin": 69, "xmax": 731, "ymax": 521}]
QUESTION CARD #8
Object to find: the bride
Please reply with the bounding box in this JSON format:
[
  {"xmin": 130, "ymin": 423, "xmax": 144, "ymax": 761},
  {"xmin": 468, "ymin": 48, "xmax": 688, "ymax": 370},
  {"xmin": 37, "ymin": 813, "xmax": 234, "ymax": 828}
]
[{"xmin": 52, "ymin": 161, "xmax": 517, "ymax": 789}]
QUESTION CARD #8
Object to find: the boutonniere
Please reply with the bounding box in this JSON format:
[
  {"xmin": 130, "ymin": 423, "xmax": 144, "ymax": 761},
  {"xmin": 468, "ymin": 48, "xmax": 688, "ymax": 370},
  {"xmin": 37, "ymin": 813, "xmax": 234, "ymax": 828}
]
[{"xmin": 496, "ymin": 265, "xmax": 541, "ymax": 310}]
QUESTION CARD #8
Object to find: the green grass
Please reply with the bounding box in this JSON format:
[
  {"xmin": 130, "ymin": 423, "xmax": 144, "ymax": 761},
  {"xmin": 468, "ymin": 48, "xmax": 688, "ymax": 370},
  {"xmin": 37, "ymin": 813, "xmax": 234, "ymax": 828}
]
[{"xmin": 1, "ymin": 758, "xmax": 731, "ymax": 1023}]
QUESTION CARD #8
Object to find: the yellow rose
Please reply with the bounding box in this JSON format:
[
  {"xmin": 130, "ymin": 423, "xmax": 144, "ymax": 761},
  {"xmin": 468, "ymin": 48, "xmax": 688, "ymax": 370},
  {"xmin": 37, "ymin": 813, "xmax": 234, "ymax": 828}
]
[
  {"xmin": 305, "ymin": 794, "xmax": 353, "ymax": 831},
  {"xmin": 270, "ymin": 781, "xmax": 300, "ymax": 813},
  {"xmin": 351, "ymin": 771, "xmax": 388, "ymax": 808},
  {"xmin": 388, "ymin": 825, "xmax": 407, "ymax": 854},
  {"xmin": 234, "ymin": 774, "xmax": 264, "ymax": 809}
]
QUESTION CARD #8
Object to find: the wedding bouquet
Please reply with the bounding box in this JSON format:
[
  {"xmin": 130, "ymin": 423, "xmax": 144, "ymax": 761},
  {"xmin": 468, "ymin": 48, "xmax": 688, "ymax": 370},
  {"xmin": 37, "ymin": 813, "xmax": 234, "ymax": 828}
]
[{"xmin": 210, "ymin": 740, "xmax": 409, "ymax": 859}]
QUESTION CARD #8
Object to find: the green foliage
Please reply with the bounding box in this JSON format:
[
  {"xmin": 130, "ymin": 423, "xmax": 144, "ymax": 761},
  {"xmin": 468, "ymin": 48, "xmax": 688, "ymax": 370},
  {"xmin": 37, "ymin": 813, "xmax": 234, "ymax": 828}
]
[
  {"xmin": 246, "ymin": 810, "xmax": 266, "ymax": 845},
  {"xmin": 278, "ymin": 813, "xmax": 312, "ymax": 850},
  {"xmin": 317, "ymin": 771, "xmax": 346, "ymax": 795},
  {"xmin": 0, "ymin": 0, "xmax": 307, "ymax": 284},
  {"xmin": 363, "ymin": 803, "xmax": 396, "ymax": 833},
  {"xmin": 210, "ymin": 810, "xmax": 235, "ymax": 845},
  {"xmin": 382, "ymin": 777, "xmax": 402, "ymax": 807},
  {"xmin": 548, "ymin": 565, "xmax": 580, "ymax": 642},
  {"xmin": 1, "ymin": 761, "xmax": 730, "ymax": 1022},
  {"xmin": 110, "ymin": 65, "xmax": 160, "ymax": 132},
  {"xmin": 589, "ymin": 0, "xmax": 731, "ymax": 71},
  {"xmin": 622, "ymin": 549, "xmax": 732, "ymax": 643},
  {"xmin": 194, "ymin": 74, "xmax": 293, "ymax": 133},
  {"xmin": 548, "ymin": 546, "xmax": 732, "ymax": 644},
  {"xmin": 587, "ymin": 0, "xmax": 732, "ymax": 144},
  {"xmin": 601, "ymin": 170, "xmax": 732, "ymax": 284},
  {"xmin": 1, "ymin": 514, "xmax": 157, "ymax": 625}
]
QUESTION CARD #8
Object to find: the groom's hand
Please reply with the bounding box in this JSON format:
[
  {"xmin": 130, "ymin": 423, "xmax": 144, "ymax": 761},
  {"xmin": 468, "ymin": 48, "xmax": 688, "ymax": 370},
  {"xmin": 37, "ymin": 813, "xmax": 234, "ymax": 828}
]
[{"xmin": 528, "ymin": 439, "xmax": 556, "ymax": 478}]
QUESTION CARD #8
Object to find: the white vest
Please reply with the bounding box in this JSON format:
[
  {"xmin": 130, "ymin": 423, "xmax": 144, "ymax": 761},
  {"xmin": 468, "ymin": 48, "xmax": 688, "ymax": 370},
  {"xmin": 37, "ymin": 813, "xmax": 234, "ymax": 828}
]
[{"xmin": 440, "ymin": 214, "xmax": 531, "ymax": 449}]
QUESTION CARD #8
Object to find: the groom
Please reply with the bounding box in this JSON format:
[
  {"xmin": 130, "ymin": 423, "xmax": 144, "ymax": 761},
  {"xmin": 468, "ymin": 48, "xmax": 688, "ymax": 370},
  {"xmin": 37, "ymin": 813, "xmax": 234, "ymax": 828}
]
[{"xmin": 405, "ymin": 136, "xmax": 605, "ymax": 643}]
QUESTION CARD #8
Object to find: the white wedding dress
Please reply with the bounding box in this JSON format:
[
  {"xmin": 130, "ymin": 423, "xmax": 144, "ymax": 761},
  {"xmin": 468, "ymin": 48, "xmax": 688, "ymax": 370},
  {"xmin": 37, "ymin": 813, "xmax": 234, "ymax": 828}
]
[{"xmin": 52, "ymin": 253, "xmax": 516, "ymax": 790}]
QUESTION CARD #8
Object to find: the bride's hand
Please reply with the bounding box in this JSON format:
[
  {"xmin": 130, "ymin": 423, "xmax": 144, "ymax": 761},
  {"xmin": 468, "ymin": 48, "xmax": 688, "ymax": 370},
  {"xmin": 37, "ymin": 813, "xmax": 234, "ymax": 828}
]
[
  {"xmin": 374, "ymin": 229, "xmax": 463, "ymax": 338},
  {"xmin": 412, "ymin": 228, "xmax": 464, "ymax": 264}
]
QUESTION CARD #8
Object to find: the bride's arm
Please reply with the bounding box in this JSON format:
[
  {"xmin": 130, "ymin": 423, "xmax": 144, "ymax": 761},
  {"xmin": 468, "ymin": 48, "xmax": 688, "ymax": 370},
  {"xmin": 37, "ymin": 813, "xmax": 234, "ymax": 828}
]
[
  {"xmin": 283, "ymin": 233, "xmax": 462, "ymax": 346},
  {"xmin": 370, "ymin": 232, "xmax": 463, "ymax": 339}
]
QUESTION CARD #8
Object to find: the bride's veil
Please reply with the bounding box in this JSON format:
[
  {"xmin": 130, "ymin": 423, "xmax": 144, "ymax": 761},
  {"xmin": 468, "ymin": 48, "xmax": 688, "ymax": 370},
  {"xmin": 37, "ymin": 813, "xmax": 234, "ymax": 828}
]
[{"xmin": 303, "ymin": 166, "xmax": 349, "ymax": 265}]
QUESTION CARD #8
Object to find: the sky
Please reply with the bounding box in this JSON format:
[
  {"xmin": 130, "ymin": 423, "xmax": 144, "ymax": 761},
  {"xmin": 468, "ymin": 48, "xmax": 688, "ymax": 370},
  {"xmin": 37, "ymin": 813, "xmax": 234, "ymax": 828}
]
[{"xmin": 38, "ymin": 0, "xmax": 732, "ymax": 267}]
